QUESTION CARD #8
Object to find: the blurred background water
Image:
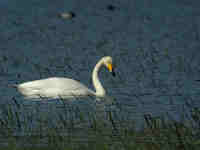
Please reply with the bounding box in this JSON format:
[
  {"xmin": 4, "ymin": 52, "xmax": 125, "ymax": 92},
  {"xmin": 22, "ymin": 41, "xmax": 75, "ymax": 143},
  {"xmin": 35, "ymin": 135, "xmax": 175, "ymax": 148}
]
[{"xmin": 0, "ymin": 0, "xmax": 200, "ymax": 133}]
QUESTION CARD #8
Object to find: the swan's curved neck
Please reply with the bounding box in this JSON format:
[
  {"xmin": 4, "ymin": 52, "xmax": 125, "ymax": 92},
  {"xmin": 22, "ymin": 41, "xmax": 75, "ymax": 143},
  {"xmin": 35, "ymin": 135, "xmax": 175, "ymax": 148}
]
[{"xmin": 92, "ymin": 60, "xmax": 106, "ymax": 97}]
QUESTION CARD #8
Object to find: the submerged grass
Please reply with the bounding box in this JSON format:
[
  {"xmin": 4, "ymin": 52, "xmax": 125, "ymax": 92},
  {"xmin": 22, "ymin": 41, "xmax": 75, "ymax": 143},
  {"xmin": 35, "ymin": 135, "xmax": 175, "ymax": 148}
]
[
  {"xmin": 0, "ymin": 98, "xmax": 199, "ymax": 150},
  {"xmin": 1, "ymin": 48, "xmax": 199, "ymax": 150}
]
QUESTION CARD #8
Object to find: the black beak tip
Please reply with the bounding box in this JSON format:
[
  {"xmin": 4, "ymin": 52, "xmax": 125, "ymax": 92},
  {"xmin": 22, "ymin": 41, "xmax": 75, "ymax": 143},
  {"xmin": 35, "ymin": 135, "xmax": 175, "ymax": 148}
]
[{"xmin": 112, "ymin": 71, "xmax": 116, "ymax": 77}]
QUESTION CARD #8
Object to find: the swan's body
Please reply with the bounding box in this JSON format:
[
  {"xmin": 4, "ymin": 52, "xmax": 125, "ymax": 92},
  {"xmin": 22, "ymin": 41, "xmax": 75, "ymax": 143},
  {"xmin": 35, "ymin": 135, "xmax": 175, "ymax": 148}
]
[
  {"xmin": 17, "ymin": 77, "xmax": 95, "ymax": 99},
  {"xmin": 17, "ymin": 56, "xmax": 115, "ymax": 99}
]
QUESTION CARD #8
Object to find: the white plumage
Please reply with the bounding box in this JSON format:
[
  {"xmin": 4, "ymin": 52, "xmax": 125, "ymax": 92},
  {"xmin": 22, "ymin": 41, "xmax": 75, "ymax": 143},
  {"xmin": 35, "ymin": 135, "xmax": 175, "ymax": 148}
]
[{"xmin": 17, "ymin": 56, "xmax": 115, "ymax": 99}]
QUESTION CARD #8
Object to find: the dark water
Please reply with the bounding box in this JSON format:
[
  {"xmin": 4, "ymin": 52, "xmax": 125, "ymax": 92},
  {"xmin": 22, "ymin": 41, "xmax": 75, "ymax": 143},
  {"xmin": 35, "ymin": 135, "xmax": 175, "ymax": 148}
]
[{"xmin": 0, "ymin": 0, "xmax": 200, "ymax": 133}]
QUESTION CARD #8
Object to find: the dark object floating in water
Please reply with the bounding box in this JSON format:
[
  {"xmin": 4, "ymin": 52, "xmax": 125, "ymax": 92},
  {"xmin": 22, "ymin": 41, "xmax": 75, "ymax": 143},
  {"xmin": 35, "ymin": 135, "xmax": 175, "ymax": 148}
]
[
  {"xmin": 59, "ymin": 11, "xmax": 76, "ymax": 19},
  {"xmin": 106, "ymin": 5, "xmax": 116, "ymax": 11}
]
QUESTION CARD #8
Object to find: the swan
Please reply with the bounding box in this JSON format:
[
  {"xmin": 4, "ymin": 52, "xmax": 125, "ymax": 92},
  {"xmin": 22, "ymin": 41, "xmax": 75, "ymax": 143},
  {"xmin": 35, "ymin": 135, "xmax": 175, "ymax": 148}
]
[{"xmin": 17, "ymin": 56, "xmax": 115, "ymax": 99}]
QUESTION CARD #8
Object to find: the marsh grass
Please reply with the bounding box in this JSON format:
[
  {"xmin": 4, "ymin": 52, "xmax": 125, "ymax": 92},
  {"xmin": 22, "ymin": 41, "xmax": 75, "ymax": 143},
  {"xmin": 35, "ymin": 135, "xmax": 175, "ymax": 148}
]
[{"xmin": 0, "ymin": 97, "xmax": 199, "ymax": 150}]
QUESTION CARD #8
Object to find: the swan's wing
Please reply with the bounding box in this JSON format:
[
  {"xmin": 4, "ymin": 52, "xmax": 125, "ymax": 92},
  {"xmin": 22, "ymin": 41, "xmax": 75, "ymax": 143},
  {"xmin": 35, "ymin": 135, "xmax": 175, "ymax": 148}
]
[{"xmin": 17, "ymin": 77, "xmax": 95, "ymax": 99}]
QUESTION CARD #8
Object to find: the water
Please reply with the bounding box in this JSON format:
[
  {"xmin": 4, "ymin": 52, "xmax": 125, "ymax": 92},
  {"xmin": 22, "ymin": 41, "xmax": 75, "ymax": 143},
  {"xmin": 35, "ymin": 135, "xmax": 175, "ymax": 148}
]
[{"xmin": 0, "ymin": 0, "xmax": 200, "ymax": 135}]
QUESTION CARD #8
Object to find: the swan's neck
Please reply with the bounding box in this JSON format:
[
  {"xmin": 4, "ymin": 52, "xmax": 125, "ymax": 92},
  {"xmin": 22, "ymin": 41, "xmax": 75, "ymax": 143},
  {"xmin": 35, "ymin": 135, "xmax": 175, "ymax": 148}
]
[{"xmin": 92, "ymin": 61, "xmax": 106, "ymax": 97}]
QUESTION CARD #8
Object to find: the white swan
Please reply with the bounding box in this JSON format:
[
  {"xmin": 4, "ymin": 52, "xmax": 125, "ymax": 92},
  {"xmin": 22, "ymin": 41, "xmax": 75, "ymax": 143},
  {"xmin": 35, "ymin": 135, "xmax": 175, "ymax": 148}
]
[{"xmin": 17, "ymin": 56, "xmax": 115, "ymax": 99}]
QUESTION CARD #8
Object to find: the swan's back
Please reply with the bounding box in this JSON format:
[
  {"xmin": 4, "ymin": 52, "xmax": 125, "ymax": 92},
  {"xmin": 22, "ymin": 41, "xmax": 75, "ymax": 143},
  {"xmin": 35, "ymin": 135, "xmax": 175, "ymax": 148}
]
[{"xmin": 17, "ymin": 77, "xmax": 95, "ymax": 99}]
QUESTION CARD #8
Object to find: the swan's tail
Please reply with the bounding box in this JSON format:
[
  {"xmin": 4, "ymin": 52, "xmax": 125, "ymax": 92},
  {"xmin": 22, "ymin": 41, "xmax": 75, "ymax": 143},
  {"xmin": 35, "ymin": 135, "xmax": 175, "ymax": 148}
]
[{"xmin": 7, "ymin": 83, "xmax": 18, "ymax": 88}]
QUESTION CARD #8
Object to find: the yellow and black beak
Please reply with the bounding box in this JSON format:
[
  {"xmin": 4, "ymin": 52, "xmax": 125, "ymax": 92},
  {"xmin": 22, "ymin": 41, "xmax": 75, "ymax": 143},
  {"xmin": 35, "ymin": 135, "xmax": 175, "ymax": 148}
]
[{"xmin": 107, "ymin": 63, "xmax": 116, "ymax": 77}]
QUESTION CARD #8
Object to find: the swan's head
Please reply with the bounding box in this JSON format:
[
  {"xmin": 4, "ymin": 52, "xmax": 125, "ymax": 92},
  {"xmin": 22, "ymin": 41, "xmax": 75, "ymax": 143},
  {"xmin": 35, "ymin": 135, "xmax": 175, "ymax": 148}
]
[{"xmin": 101, "ymin": 56, "xmax": 115, "ymax": 76}]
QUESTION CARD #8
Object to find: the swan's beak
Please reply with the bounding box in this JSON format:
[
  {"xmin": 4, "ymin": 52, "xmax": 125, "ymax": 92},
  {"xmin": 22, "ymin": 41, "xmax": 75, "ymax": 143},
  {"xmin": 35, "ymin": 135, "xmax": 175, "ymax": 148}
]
[{"xmin": 107, "ymin": 63, "xmax": 116, "ymax": 77}]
